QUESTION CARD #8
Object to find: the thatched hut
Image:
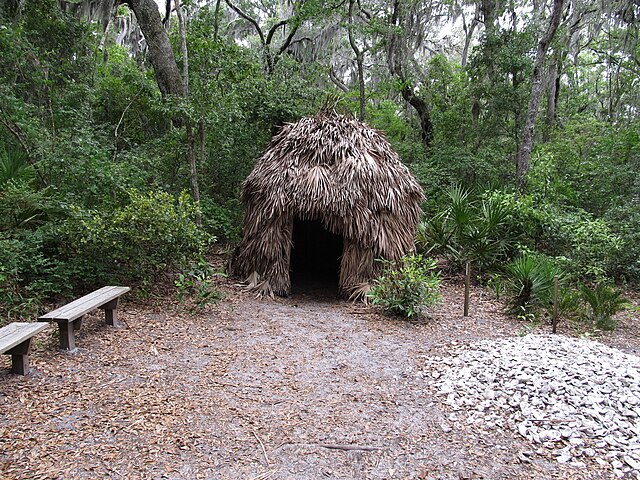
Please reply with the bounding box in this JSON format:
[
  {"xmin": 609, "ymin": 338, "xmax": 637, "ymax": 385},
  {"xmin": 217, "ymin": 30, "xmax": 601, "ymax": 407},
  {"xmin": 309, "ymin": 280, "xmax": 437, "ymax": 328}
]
[{"xmin": 230, "ymin": 111, "xmax": 424, "ymax": 298}]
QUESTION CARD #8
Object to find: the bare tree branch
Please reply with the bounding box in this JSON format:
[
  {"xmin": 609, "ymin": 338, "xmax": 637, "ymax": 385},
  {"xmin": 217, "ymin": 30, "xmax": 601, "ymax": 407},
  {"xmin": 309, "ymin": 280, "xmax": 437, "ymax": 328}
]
[
  {"xmin": 329, "ymin": 67, "xmax": 349, "ymax": 92},
  {"xmin": 225, "ymin": 0, "xmax": 265, "ymax": 45},
  {"xmin": 266, "ymin": 19, "xmax": 288, "ymax": 46},
  {"xmin": 277, "ymin": 22, "xmax": 300, "ymax": 56}
]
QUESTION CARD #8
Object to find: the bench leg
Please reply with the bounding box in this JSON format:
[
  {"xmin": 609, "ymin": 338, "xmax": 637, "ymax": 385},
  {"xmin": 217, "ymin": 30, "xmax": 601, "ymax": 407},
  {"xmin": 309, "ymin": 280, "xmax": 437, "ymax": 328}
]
[
  {"xmin": 101, "ymin": 298, "xmax": 120, "ymax": 327},
  {"xmin": 58, "ymin": 321, "xmax": 76, "ymax": 351},
  {"xmin": 73, "ymin": 316, "xmax": 83, "ymax": 331},
  {"xmin": 7, "ymin": 338, "xmax": 33, "ymax": 375}
]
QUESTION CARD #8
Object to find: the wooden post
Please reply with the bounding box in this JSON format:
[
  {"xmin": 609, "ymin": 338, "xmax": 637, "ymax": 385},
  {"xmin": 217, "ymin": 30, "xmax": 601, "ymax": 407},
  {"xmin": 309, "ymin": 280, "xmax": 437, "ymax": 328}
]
[
  {"xmin": 101, "ymin": 298, "xmax": 120, "ymax": 327},
  {"xmin": 58, "ymin": 322, "xmax": 75, "ymax": 351},
  {"xmin": 552, "ymin": 276, "xmax": 558, "ymax": 334},
  {"xmin": 8, "ymin": 339, "xmax": 32, "ymax": 375},
  {"xmin": 464, "ymin": 261, "xmax": 471, "ymax": 317}
]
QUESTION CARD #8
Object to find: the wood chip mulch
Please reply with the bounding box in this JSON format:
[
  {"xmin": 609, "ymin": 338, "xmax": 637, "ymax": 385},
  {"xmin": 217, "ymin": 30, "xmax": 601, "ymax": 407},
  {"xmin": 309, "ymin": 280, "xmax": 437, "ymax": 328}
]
[{"xmin": 1, "ymin": 278, "xmax": 637, "ymax": 479}]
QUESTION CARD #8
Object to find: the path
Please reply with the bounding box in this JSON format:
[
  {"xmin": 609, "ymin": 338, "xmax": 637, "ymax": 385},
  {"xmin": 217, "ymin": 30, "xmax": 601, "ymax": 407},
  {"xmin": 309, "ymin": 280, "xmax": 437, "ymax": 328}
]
[{"xmin": 0, "ymin": 281, "xmax": 624, "ymax": 479}]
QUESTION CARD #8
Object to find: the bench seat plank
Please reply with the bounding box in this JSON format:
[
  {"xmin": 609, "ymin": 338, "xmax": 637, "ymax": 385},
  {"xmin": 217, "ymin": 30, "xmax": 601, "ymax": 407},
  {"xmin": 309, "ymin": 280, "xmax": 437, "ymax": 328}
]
[
  {"xmin": 38, "ymin": 286, "xmax": 130, "ymax": 351},
  {"xmin": 0, "ymin": 323, "xmax": 48, "ymax": 354},
  {"xmin": 38, "ymin": 286, "xmax": 130, "ymax": 322},
  {"xmin": 0, "ymin": 322, "xmax": 48, "ymax": 374}
]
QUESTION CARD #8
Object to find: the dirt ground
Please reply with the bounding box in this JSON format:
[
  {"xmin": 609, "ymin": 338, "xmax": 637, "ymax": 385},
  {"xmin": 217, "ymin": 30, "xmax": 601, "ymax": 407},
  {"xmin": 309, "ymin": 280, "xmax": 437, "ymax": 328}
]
[{"xmin": 1, "ymin": 278, "xmax": 637, "ymax": 479}]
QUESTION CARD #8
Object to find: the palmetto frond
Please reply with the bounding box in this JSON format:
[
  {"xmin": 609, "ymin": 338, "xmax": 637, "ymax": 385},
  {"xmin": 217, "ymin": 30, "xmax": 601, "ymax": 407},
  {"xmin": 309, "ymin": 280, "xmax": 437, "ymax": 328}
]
[{"xmin": 230, "ymin": 110, "xmax": 424, "ymax": 298}]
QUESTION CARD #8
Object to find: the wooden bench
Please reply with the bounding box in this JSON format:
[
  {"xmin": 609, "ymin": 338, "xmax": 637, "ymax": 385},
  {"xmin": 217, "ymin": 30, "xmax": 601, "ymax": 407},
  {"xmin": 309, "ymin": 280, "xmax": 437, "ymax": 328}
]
[
  {"xmin": 38, "ymin": 286, "xmax": 130, "ymax": 351},
  {"xmin": 0, "ymin": 322, "xmax": 49, "ymax": 375}
]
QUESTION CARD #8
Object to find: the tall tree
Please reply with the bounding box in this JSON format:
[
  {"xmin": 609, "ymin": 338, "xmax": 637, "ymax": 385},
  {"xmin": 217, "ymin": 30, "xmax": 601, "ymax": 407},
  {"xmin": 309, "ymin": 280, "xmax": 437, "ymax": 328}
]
[
  {"xmin": 122, "ymin": 0, "xmax": 203, "ymax": 220},
  {"xmin": 124, "ymin": 0, "xmax": 185, "ymax": 98},
  {"xmin": 347, "ymin": 0, "xmax": 367, "ymax": 120},
  {"xmin": 387, "ymin": 0, "xmax": 434, "ymax": 148},
  {"xmin": 516, "ymin": 0, "xmax": 564, "ymax": 191},
  {"xmin": 224, "ymin": 0, "xmax": 302, "ymax": 76},
  {"xmin": 174, "ymin": 0, "xmax": 201, "ymax": 225}
]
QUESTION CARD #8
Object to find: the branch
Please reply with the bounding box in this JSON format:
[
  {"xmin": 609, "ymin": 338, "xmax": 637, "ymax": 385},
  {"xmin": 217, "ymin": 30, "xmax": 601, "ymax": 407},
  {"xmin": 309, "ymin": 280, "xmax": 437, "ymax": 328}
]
[
  {"xmin": 0, "ymin": 109, "xmax": 31, "ymax": 158},
  {"xmin": 113, "ymin": 86, "xmax": 144, "ymax": 162},
  {"xmin": 287, "ymin": 36, "xmax": 313, "ymax": 47},
  {"xmin": 347, "ymin": 0, "xmax": 361, "ymax": 57},
  {"xmin": 175, "ymin": 0, "xmax": 189, "ymax": 94},
  {"xmin": 318, "ymin": 444, "xmax": 383, "ymax": 452},
  {"xmin": 277, "ymin": 22, "xmax": 300, "ymax": 56},
  {"xmin": 265, "ymin": 19, "xmax": 288, "ymax": 46},
  {"xmin": 357, "ymin": 0, "xmax": 371, "ymax": 20},
  {"xmin": 162, "ymin": 0, "xmax": 171, "ymax": 25},
  {"xmin": 225, "ymin": 0, "xmax": 265, "ymax": 45},
  {"xmin": 328, "ymin": 67, "xmax": 349, "ymax": 92}
]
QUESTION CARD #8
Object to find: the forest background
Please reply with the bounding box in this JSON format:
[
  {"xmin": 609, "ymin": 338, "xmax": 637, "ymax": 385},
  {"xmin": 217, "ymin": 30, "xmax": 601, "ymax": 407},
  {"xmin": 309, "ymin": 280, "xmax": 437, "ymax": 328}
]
[{"xmin": 0, "ymin": 0, "xmax": 638, "ymax": 325}]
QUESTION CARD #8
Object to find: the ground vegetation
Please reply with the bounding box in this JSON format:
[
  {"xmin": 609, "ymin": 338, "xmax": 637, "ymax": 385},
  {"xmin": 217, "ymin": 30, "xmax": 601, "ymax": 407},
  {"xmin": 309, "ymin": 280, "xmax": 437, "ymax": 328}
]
[{"xmin": 0, "ymin": 0, "xmax": 638, "ymax": 327}]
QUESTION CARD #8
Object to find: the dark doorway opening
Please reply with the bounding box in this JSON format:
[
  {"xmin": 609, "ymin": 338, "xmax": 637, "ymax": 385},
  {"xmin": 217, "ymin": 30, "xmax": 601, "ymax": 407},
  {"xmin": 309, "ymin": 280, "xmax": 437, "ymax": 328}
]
[{"xmin": 290, "ymin": 218, "xmax": 343, "ymax": 296}]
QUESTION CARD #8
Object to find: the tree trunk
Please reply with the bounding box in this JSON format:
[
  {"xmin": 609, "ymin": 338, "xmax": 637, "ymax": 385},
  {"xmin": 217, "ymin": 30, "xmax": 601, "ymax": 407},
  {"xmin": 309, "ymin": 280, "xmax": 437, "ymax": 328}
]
[
  {"xmin": 461, "ymin": 4, "xmax": 480, "ymax": 68},
  {"xmin": 125, "ymin": 0, "xmax": 185, "ymax": 98},
  {"xmin": 401, "ymin": 86, "xmax": 433, "ymax": 147},
  {"xmin": 213, "ymin": 0, "xmax": 222, "ymax": 41},
  {"xmin": 348, "ymin": 0, "xmax": 366, "ymax": 121},
  {"xmin": 175, "ymin": 0, "xmax": 202, "ymax": 226},
  {"xmin": 198, "ymin": 120, "xmax": 206, "ymax": 165},
  {"xmin": 126, "ymin": 0, "xmax": 201, "ymax": 224},
  {"xmin": 186, "ymin": 119, "xmax": 201, "ymax": 226},
  {"xmin": 387, "ymin": 0, "xmax": 433, "ymax": 148},
  {"xmin": 544, "ymin": 54, "xmax": 561, "ymax": 142},
  {"xmin": 355, "ymin": 54, "xmax": 365, "ymax": 120},
  {"xmin": 516, "ymin": 0, "xmax": 564, "ymax": 192},
  {"xmin": 480, "ymin": 0, "xmax": 498, "ymax": 36},
  {"xmin": 175, "ymin": 0, "xmax": 189, "ymax": 92}
]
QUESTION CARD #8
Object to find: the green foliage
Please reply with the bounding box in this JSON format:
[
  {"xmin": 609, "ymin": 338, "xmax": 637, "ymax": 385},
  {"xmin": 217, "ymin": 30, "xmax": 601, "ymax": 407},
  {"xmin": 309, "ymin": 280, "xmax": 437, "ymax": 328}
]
[
  {"xmin": 487, "ymin": 272, "xmax": 505, "ymax": 300},
  {"xmin": 490, "ymin": 191, "xmax": 623, "ymax": 282},
  {"xmin": 504, "ymin": 254, "xmax": 563, "ymax": 315},
  {"xmin": 368, "ymin": 100, "xmax": 426, "ymax": 166},
  {"xmin": 467, "ymin": 28, "xmax": 535, "ymax": 160},
  {"xmin": 417, "ymin": 186, "xmax": 512, "ymax": 271},
  {"xmin": 579, "ymin": 283, "xmax": 631, "ymax": 331},
  {"xmin": 0, "ymin": 229, "xmax": 68, "ymax": 325},
  {"xmin": 368, "ymin": 255, "xmax": 441, "ymax": 318},
  {"xmin": 546, "ymin": 209, "xmax": 622, "ymax": 281},
  {"xmin": 607, "ymin": 202, "xmax": 640, "ymax": 284},
  {"xmin": 0, "ymin": 179, "xmax": 51, "ymax": 230},
  {"xmin": 0, "ymin": 145, "xmax": 35, "ymax": 187},
  {"xmin": 61, "ymin": 190, "xmax": 211, "ymax": 285},
  {"xmin": 530, "ymin": 118, "xmax": 640, "ymax": 216},
  {"xmin": 200, "ymin": 198, "xmax": 241, "ymax": 241},
  {"xmin": 553, "ymin": 286, "xmax": 583, "ymax": 325},
  {"xmin": 175, "ymin": 259, "xmax": 225, "ymax": 310}
]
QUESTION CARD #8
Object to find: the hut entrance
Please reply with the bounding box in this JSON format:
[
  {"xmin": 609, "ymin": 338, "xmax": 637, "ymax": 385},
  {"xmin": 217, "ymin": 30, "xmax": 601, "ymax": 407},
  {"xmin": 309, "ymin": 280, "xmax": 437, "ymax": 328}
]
[{"xmin": 289, "ymin": 218, "xmax": 343, "ymax": 295}]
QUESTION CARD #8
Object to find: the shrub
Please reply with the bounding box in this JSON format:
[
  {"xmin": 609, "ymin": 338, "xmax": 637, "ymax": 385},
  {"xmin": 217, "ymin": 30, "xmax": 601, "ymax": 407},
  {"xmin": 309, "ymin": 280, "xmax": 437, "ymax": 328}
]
[
  {"xmin": 579, "ymin": 283, "xmax": 631, "ymax": 331},
  {"xmin": 495, "ymin": 191, "xmax": 623, "ymax": 281},
  {"xmin": 504, "ymin": 253, "xmax": 563, "ymax": 315},
  {"xmin": 546, "ymin": 208, "xmax": 623, "ymax": 281},
  {"xmin": 416, "ymin": 186, "xmax": 512, "ymax": 271},
  {"xmin": 0, "ymin": 230, "xmax": 67, "ymax": 324},
  {"xmin": 200, "ymin": 197, "xmax": 240, "ymax": 241},
  {"xmin": 175, "ymin": 259, "xmax": 225, "ymax": 310},
  {"xmin": 60, "ymin": 189, "xmax": 211, "ymax": 285},
  {"xmin": 368, "ymin": 255, "xmax": 441, "ymax": 318},
  {"xmin": 607, "ymin": 203, "xmax": 640, "ymax": 285}
]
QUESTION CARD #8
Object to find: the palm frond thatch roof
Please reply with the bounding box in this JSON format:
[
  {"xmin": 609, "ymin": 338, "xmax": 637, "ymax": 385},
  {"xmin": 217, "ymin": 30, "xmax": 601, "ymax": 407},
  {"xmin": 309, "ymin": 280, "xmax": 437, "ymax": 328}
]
[{"xmin": 231, "ymin": 111, "xmax": 424, "ymax": 298}]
